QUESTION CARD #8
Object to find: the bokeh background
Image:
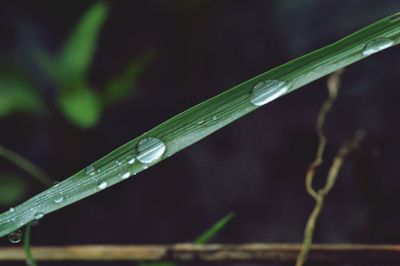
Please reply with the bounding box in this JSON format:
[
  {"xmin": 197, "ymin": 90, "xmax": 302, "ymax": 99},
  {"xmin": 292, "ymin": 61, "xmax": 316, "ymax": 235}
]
[{"xmin": 1, "ymin": 1, "xmax": 400, "ymax": 265}]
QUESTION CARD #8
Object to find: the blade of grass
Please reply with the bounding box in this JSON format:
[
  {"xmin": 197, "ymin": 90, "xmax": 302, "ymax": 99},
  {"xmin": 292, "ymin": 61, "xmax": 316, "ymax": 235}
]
[
  {"xmin": 57, "ymin": 1, "xmax": 108, "ymax": 79},
  {"xmin": 0, "ymin": 12, "xmax": 400, "ymax": 238},
  {"xmin": 0, "ymin": 145, "xmax": 51, "ymax": 187},
  {"xmin": 23, "ymin": 223, "xmax": 37, "ymax": 266},
  {"xmin": 194, "ymin": 212, "xmax": 235, "ymax": 244},
  {"xmin": 140, "ymin": 212, "xmax": 234, "ymax": 266}
]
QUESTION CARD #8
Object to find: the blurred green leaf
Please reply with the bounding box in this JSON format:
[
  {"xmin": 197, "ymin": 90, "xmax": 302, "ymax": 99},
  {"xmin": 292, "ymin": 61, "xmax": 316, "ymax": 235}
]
[
  {"xmin": 58, "ymin": 85, "xmax": 101, "ymax": 128},
  {"xmin": 194, "ymin": 212, "xmax": 235, "ymax": 244},
  {"xmin": 0, "ymin": 174, "xmax": 29, "ymax": 206},
  {"xmin": 0, "ymin": 71, "xmax": 44, "ymax": 117},
  {"xmin": 58, "ymin": 1, "xmax": 108, "ymax": 79},
  {"xmin": 102, "ymin": 50, "xmax": 154, "ymax": 106}
]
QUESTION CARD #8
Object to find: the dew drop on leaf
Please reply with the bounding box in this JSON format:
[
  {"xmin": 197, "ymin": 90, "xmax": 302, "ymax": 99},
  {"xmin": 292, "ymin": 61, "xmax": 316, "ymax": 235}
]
[
  {"xmin": 250, "ymin": 80, "xmax": 289, "ymax": 106},
  {"xmin": 362, "ymin": 38, "xmax": 394, "ymax": 56},
  {"xmin": 136, "ymin": 137, "xmax": 166, "ymax": 164}
]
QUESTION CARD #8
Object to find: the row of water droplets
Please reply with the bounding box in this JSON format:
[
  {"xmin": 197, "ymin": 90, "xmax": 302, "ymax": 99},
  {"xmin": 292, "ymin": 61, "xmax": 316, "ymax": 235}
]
[
  {"xmin": 86, "ymin": 136, "xmax": 166, "ymax": 191},
  {"xmin": 248, "ymin": 37, "xmax": 395, "ymax": 106},
  {"xmin": 6, "ymin": 137, "xmax": 166, "ymax": 244}
]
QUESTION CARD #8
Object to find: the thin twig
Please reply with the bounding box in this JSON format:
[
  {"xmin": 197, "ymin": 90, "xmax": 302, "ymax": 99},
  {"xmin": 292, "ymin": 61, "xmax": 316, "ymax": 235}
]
[
  {"xmin": 1, "ymin": 244, "xmax": 400, "ymax": 263},
  {"xmin": 0, "ymin": 145, "xmax": 51, "ymax": 186},
  {"xmin": 296, "ymin": 69, "xmax": 365, "ymax": 266}
]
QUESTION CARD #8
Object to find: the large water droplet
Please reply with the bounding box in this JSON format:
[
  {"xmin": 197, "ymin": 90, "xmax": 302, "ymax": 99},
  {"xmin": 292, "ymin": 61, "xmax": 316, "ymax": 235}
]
[
  {"xmin": 54, "ymin": 196, "xmax": 64, "ymax": 204},
  {"xmin": 136, "ymin": 137, "xmax": 166, "ymax": 164},
  {"xmin": 362, "ymin": 38, "xmax": 394, "ymax": 56},
  {"xmin": 98, "ymin": 181, "xmax": 107, "ymax": 190},
  {"xmin": 120, "ymin": 172, "xmax": 130, "ymax": 179},
  {"xmin": 250, "ymin": 80, "xmax": 289, "ymax": 106},
  {"xmin": 8, "ymin": 230, "xmax": 22, "ymax": 244},
  {"xmin": 34, "ymin": 212, "xmax": 44, "ymax": 220}
]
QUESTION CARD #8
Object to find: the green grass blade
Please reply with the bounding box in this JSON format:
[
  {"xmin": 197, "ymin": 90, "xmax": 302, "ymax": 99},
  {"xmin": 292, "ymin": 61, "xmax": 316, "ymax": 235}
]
[
  {"xmin": 57, "ymin": 2, "xmax": 108, "ymax": 78},
  {"xmin": 1, "ymin": 13, "xmax": 400, "ymax": 238},
  {"xmin": 102, "ymin": 50, "xmax": 154, "ymax": 107},
  {"xmin": 23, "ymin": 223, "xmax": 38, "ymax": 266},
  {"xmin": 194, "ymin": 212, "xmax": 235, "ymax": 244},
  {"xmin": 140, "ymin": 212, "xmax": 234, "ymax": 266}
]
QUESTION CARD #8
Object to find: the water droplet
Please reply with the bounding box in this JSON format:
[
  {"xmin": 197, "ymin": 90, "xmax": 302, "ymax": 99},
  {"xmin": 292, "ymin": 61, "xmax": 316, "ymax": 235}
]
[
  {"xmin": 54, "ymin": 196, "xmax": 64, "ymax": 204},
  {"xmin": 136, "ymin": 137, "xmax": 166, "ymax": 164},
  {"xmin": 212, "ymin": 115, "xmax": 217, "ymax": 121},
  {"xmin": 86, "ymin": 165, "xmax": 95, "ymax": 175},
  {"xmin": 9, "ymin": 207, "xmax": 15, "ymax": 212},
  {"xmin": 115, "ymin": 160, "xmax": 122, "ymax": 166},
  {"xmin": 98, "ymin": 181, "xmax": 107, "ymax": 190},
  {"xmin": 196, "ymin": 120, "xmax": 205, "ymax": 125},
  {"xmin": 127, "ymin": 156, "xmax": 135, "ymax": 164},
  {"xmin": 52, "ymin": 181, "xmax": 60, "ymax": 187},
  {"xmin": 8, "ymin": 230, "xmax": 22, "ymax": 244},
  {"xmin": 362, "ymin": 38, "xmax": 394, "ymax": 56},
  {"xmin": 250, "ymin": 80, "xmax": 289, "ymax": 106},
  {"xmin": 121, "ymin": 172, "xmax": 130, "ymax": 179},
  {"xmin": 34, "ymin": 212, "xmax": 44, "ymax": 220}
]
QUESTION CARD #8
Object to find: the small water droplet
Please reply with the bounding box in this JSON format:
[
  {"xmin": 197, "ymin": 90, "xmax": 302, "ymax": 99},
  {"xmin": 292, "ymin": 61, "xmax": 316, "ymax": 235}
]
[
  {"xmin": 98, "ymin": 181, "xmax": 107, "ymax": 190},
  {"xmin": 196, "ymin": 120, "xmax": 205, "ymax": 125},
  {"xmin": 121, "ymin": 172, "xmax": 130, "ymax": 179},
  {"xmin": 362, "ymin": 38, "xmax": 394, "ymax": 56},
  {"xmin": 86, "ymin": 165, "xmax": 95, "ymax": 175},
  {"xmin": 136, "ymin": 137, "xmax": 166, "ymax": 164},
  {"xmin": 9, "ymin": 207, "xmax": 15, "ymax": 212},
  {"xmin": 212, "ymin": 115, "xmax": 217, "ymax": 121},
  {"xmin": 250, "ymin": 80, "xmax": 289, "ymax": 106},
  {"xmin": 8, "ymin": 230, "xmax": 22, "ymax": 244},
  {"xmin": 52, "ymin": 181, "xmax": 60, "ymax": 187},
  {"xmin": 115, "ymin": 160, "xmax": 122, "ymax": 166},
  {"xmin": 34, "ymin": 212, "xmax": 44, "ymax": 220},
  {"xmin": 54, "ymin": 196, "xmax": 64, "ymax": 204},
  {"xmin": 127, "ymin": 156, "xmax": 135, "ymax": 164}
]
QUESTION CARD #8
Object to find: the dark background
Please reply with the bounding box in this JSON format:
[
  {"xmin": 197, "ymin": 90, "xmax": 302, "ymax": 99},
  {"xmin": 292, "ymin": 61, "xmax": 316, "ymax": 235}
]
[{"xmin": 1, "ymin": 1, "xmax": 400, "ymax": 265}]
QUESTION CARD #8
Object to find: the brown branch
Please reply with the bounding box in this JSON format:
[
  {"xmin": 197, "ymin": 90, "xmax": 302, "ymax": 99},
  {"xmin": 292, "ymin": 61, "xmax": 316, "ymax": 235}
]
[
  {"xmin": 1, "ymin": 244, "xmax": 400, "ymax": 263},
  {"xmin": 296, "ymin": 69, "xmax": 365, "ymax": 266}
]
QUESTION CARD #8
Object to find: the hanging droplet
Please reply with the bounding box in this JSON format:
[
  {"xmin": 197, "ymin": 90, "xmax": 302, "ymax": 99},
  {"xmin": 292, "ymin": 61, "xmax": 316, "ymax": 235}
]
[
  {"xmin": 54, "ymin": 196, "xmax": 64, "ymax": 204},
  {"xmin": 8, "ymin": 230, "xmax": 22, "ymax": 244},
  {"xmin": 362, "ymin": 38, "xmax": 394, "ymax": 56},
  {"xmin": 98, "ymin": 181, "xmax": 107, "ymax": 190},
  {"xmin": 34, "ymin": 212, "xmax": 44, "ymax": 220},
  {"xmin": 121, "ymin": 172, "xmax": 130, "ymax": 179},
  {"xmin": 136, "ymin": 137, "xmax": 166, "ymax": 164},
  {"xmin": 250, "ymin": 80, "xmax": 289, "ymax": 106}
]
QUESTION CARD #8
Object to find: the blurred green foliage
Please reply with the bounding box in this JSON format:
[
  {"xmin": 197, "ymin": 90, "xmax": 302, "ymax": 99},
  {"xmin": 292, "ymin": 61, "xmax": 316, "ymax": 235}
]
[
  {"xmin": 0, "ymin": 1, "xmax": 152, "ymax": 129},
  {"xmin": 0, "ymin": 174, "xmax": 29, "ymax": 206},
  {"xmin": 0, "ymin": 67, "xmax": 44, "ymax": 118}
]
